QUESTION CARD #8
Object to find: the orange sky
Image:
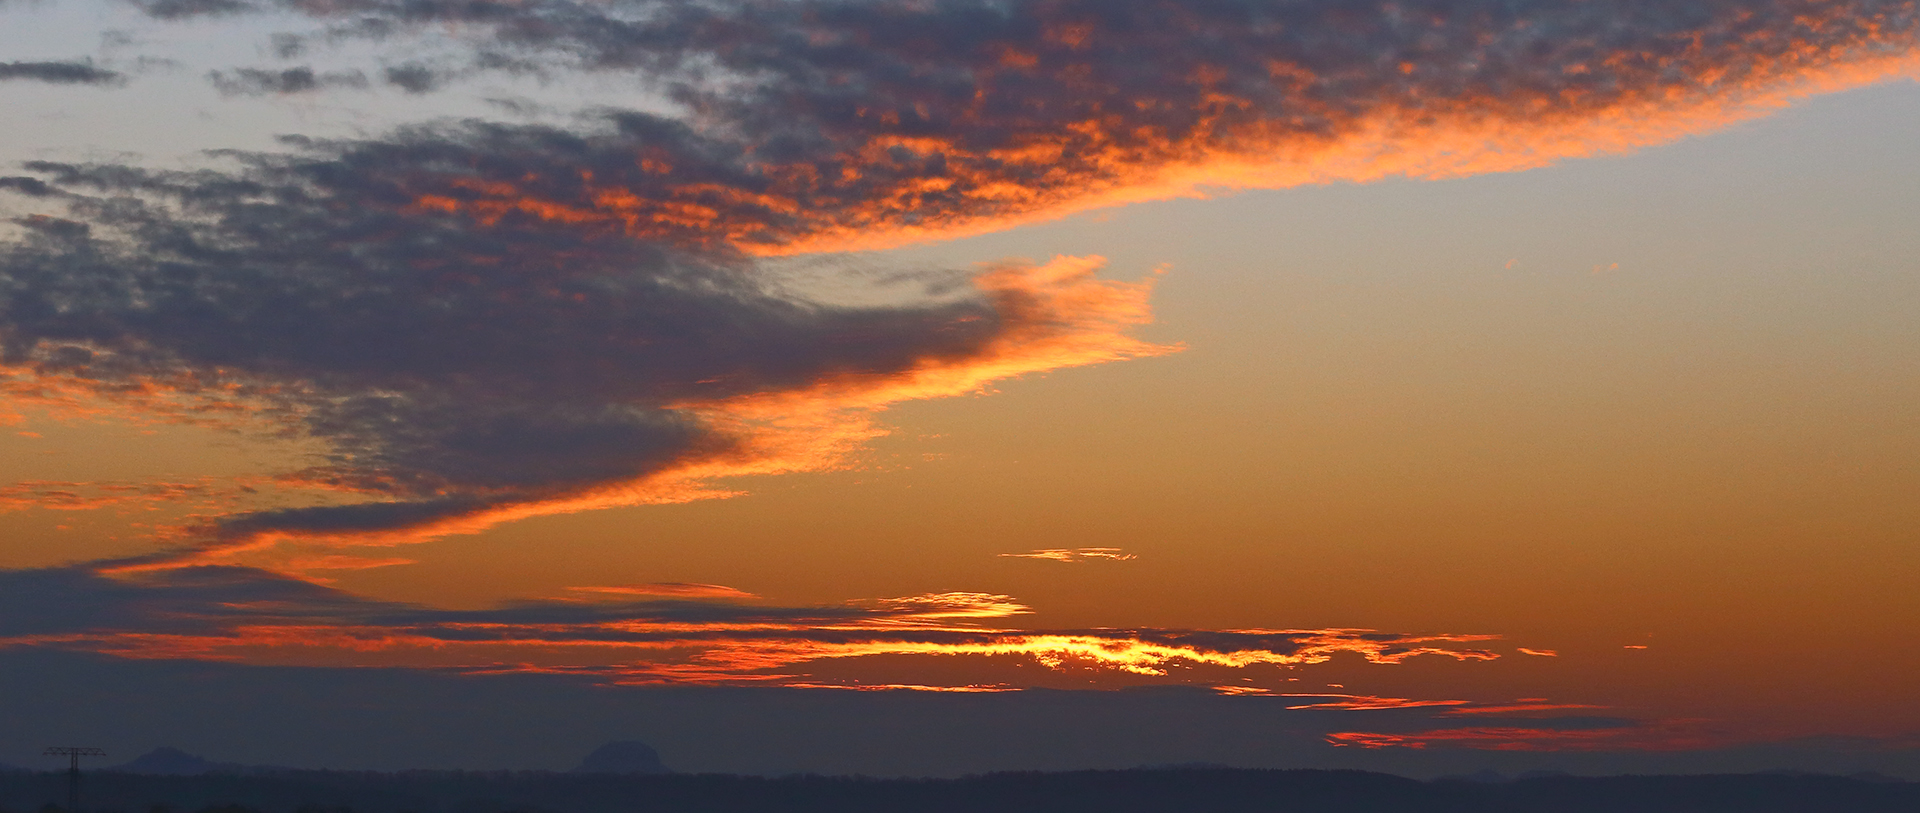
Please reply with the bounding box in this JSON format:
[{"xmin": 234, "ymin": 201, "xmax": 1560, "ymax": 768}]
[{"xmin": 1, "ymin": 0, "xmax": 1918, "ymax": 772}]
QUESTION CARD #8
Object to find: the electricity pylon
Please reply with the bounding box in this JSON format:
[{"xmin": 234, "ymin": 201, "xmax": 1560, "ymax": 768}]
[{"xmin": 42, "ymin": 747, "xmax": 106, "ymax": 813}]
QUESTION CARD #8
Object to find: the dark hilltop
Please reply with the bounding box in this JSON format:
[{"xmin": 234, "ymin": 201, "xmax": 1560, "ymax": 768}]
[{"xmin": 0, "ymin": 752, "xmax": 1914, "ymax": 813}]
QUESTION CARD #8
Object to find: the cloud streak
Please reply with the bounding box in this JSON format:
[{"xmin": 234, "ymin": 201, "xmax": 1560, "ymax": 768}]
[
  {"xmin": 130, "ymin": 0, "xmax": 1920, "ymax": 254},
  {"xmin": 0, "ymin": 60, "xmax": 124, "ymax": 86},
  {"xmin": 1325, "ymin": 722, "xmax": 1726, "ymax": 752},
  {"xmin": 208, "ymin": 67, "xmax": 371, "ymax": 96},
  {"xmin": 0, "ymin": 479, "xmax": 253, "ymax": 514},
  {"xmin": 1000, "ymin": 547, "xmax": 1138, "ymax": 562},
  {"xmin": 0, "ymin": 565, "xmax": 1502, "ymax": 688},
  {"xmin": 566, "ymin": 583, "xmax": 759, "ymax": 600}
]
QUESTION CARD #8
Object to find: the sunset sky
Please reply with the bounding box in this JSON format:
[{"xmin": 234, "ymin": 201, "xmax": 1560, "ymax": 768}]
[{"xmin": 1, "ymin": 0, "xmax": 1917, "ymax": 776}]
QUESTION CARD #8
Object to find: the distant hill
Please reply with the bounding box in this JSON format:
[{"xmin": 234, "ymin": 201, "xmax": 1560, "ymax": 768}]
[
  {"xmin": 109, "ymin": 748, "xmax": 248, "ymax": 776},
  {"xmin": 0, "ymin": 766, "xmax": 1913, "ymax": 813},
  {"xmin": 572, "ymin": 742, "xmax": 668, "ymax": 775}
]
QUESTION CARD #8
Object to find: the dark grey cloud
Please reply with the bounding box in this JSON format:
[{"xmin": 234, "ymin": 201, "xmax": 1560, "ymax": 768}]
[
  {"xmin": 0, "ymin": 112, "xmax": 1034, "ymax": 546},
  {"xmin": 131, "ymin": 0, "xmax": 257, "ymax": 20},
  {"xmin": 0, "ymin": 60, "xmax": 124, "ymax": 86},
  {"xmin": 0, "ymin": 566, "xmax": 385, "ymax": 638},
  {"xmin": 0, "ymin": 176, "xmax": 54, "ymax": 197},
  {"xmin": 209, "ymin": 66, "xmax": 370, "ymax": 95},
  {"xmin": 382, "ymin": 63, "xmax": 452, "ymax": 93},
  {"xmin": 0, "ymin": 565, "xmax": 856, "ymax": 640},
  {"xmin": 186, "ymin": 0, "xmax": 1920, "ymax": 122},
  {"xmin": 183, "ymin": 0, "xmax": 1919, "ymax": 250}
]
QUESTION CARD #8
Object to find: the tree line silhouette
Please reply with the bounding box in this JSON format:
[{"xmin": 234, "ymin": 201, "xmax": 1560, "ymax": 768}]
[{"xmin": 1, "ymin": 767, "xmax": 1915, "ymax": 812}]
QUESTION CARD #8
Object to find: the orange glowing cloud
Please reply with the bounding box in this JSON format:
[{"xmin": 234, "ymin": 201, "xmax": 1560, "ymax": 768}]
[
  {"xmin": 566, "ymin": 583, "xmax": 759, "ymax": 600},
  {"xmin": 0, "ymin": 565, "xmax": 1503, "ymax": 690},
  {"xmin": 359, "ymin": 1, "xmax": 1920, "ymax": 256},
  {"xmin": 1210, "ymin": 689, "xmax": 1610, "ymax": 716},
  {"xmin": 999, "ymin": 547, "xmax": 1139, "ymax": 562},
  {"xmin": 0, "ymin": 478, "xmax": 273, "ymax": 518},
  {"xmin": 778, "ymin": 683, "xmax": 1020, "ymax": 693},
  {"xmin": 277, "ymin": 555, "xmax": 418, "ymax": 572},
  {"xmin": 1281, "ymin": 695, "xmax": 1475, "ymax": 712},
  {"xmin": 1326, "ymin": 722, "xmax": 1727, "ymax": 752},
  {"xmin": 1444, "ymin": 702, "xmax": 1608, "ymax": 716},
  {"xmin": 4, "ymin": 624, "xmax": 1502, "ymax": 686},
  {"xmin": 98, "ymin": 255, "xmax": 1173, "ymax": 570}
]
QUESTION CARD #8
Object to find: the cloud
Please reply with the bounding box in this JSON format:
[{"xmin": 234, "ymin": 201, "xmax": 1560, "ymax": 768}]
[
  {"xmin": 1281, "ymin": 695, "xmax": 1475, "ymax": 712},
  {"xmin": 1000, "ymin": 547, "xmax": 1137, "ymax": 562},
  {"xmin": 0, "ymin": 122, "xmax": 1171, "ymax": 565},
  {"xmin": 858, "ymin": 592, "xmax": 1031, "ymax": 620},
  {"xmin": 131, "ymin": 0, "xmax": 256, "ymax": 20},
  {"xmin": 1325, "ymin": 720, "xmax": 1727, "ymax": 752},
  {"xmin": 1444, "ymin": 701, "xmax": 1608, "ymax": 716},
  {"xmin": 566, "ymin": 583, "xmax": 758, "ymax": 600},
  {"xmin": 1211, "ymin": 687, "xmax": 1474, "ymax": 709},
  {"xmin": 208, "ymin": 67, "xmax": 370, "ymax": 95},
  {"xmin": 0, "ymin": 60, "xmax": 124, "ymax": 86},
  {"xmin": 778, "ymin": 682, "xmax": 1017, "ymax": 693},
  {"xmin": 382, "ymin": 63, "xmax": 454, "ymax": 94},
  {"xmin": 0, "ymin": 479, "xmax": 252, "ymax": 514},
  {"xmin": 276, "ymin": 554, "xmax": 416, "ymax": 571},
  {"xmin": 119, "ymin": 0, "xmax": 1920, "ymax": 254},
  {"xmin": 0, "ymin": 565, "xmax": 1502, "ymax": 687}
]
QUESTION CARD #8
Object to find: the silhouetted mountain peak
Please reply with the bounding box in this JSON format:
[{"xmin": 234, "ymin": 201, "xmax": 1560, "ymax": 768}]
[{"xmin": 572, "ymin": 742, "xmax": 668, "ymax": 774}]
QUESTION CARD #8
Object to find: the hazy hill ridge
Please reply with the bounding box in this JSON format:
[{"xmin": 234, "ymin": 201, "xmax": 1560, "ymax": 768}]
[{"xmin": 1, "ymin": 766, "xmax": 1916, "ymax": 813}]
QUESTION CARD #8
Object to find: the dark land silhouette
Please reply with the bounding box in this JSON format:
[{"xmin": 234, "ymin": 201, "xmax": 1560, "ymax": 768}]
[
  {"xmin": 106, "ymin": 751, "xmax": 258, "ymax": 778},
  {"xmin": 1, "ymin": 763, "xmax": 1914, "ymax": 813},
  {"xmin": 570, "ymin": 744, "xmax": 667, "ymax": 776},
  {"xmin": 9, "ymin": 650, "xmax": 1918, "ymax": 778}
]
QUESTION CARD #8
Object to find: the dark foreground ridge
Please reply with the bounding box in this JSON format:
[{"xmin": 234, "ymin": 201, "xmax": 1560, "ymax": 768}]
[{"xmin": 2, "ymin": 767, "xmax": 1917, "ymax": 813}]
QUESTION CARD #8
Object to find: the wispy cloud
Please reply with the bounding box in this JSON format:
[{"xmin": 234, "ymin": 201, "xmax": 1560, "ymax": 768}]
[
  {"xmin": 777, "ymin": 682, "xmax": 1018, "ymax": 693},
  {"xmin": 0, "ymin": 565, "xmax": 1502, "ymax": 688},
  {"xmin": 0, "ymin": 478, "xmax": 254, "ymax": 514},
  {"xmin": 1326, "ymin": 721, "xmax": 1725, "ymax": 752},
  {"xmin": 208, "ymin": 67, "xmax": 369, "ymax": 96},
  {"xmin": 0, "ymin": 60, "xmax": 124, "ymax": 86},
  {"xmin": 118, "ymin": 0, "xmax": 1920, "ymax": 255},
  {"xmin": 999, "ymin": 547, "xmax": 1137, "ymax": 562},
  {"xmin": 1283, "ymin": 695, "xmax": 1475, "ymax": 712},
  {"xmin": 1443, "ymin": 701, "xmax": 1608, "ymax": 716},
  {"xmin": 566, "ymin": 583, "xmax": 758, "ymax": 600},
  {"xmin": 1212, "ymin": 687, "xmax": 1473, "ymax": 710}
]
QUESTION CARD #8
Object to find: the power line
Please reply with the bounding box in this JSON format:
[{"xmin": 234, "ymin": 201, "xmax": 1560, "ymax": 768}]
[{"xmin": 42, "ymin": 747, "xmax": 106, "ymax": 813}]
